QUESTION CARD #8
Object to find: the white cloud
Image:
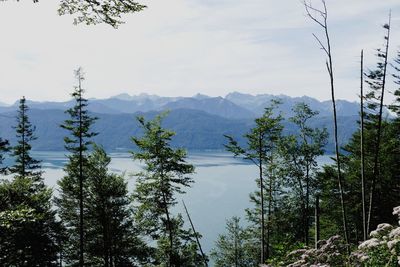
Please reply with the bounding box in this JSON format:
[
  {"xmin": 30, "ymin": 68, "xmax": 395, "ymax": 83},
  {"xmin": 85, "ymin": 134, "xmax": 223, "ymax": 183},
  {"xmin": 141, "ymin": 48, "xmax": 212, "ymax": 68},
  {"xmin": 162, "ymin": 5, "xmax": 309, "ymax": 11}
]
[{"xmin": 0, "ymin": 0, "xmax": 399, "ymax": 104}]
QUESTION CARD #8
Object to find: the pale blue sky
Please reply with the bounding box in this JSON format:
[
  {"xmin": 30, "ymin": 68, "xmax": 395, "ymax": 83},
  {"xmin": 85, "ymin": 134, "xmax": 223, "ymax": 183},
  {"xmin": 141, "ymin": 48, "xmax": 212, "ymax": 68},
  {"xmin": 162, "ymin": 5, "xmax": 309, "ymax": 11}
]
[{"xmin": 0, "ymin": 0, "xmax": 400, "ymax": 104}]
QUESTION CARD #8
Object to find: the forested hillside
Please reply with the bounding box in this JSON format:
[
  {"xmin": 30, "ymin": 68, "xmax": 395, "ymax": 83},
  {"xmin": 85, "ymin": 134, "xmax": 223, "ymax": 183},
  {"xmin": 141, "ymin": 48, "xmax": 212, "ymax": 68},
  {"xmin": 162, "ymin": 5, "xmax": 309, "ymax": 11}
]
[{"xmin": 0, "ymin": 94, "xmax": 359, "ymax": 152}]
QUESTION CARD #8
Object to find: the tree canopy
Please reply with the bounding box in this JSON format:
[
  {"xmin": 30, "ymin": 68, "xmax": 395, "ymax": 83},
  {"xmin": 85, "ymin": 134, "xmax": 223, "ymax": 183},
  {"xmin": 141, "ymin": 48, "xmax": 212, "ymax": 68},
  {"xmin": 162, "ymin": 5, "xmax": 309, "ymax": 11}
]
[{"xmin": 4, "ymin": 0, "xmax": 146, "ymax": 28}]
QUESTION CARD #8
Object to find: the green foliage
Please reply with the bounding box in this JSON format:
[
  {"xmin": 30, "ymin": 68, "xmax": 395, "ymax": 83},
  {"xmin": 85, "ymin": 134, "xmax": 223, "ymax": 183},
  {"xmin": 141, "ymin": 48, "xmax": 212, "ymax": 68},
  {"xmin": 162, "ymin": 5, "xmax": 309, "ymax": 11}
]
[
  {"xmin": 55, "ymin": 68, "xmax": 98, "ymax": 265},
  {"xmin": 85, "ymin": 145, "xmax": 150, "ymax": 266},
  {"xmin": 280, "ymin": 103, "xmax": 328, "ymax": 245},
  {"xmin": 363, "ymin": 244, "xmax": 397, "ymax": 267},
  {"xmin": 351, "ymin": 207, "xmax": 400, "ymax": 267},
  {"xmin": 9, "ymin": 0, "xmax": 145, "ymax": 28},
  {"xmin": 131, "ymin": 112, "xmax": 203, "ymax": 266},
  {"xmin": 281, "ymin": 235, "xmax": 349, "ymax": 267},
  {"xmin": 0, "ymin": 178, "xmax": 59, "ymax": 266},
  {"xmin": 222, "ymin": 102, "xmax": 328, "ymax": 263},
  {"xmin": 225, "ymin": 100, "xmax": 284, "ymax": 263},
  {"xmin": 10, "ymin": 97, "xmax": 42, "ymax": 180},
  {"xmin": 0, "ymin": 98, "xmax": 59, "ymax": 266},
  {"xmin": 0, "ymin": 138, "xmax": 9, "ymax": 175},
  {"xmin": 225, "ymin": 99, "xmax": 283, "ymax": 164},
  {"xmin": 61, "ymin": 68, "xmax": 97, "ymax": 155},
  {"xmin": 58, "ymin": 0, "xmax": 146, "ymax": 28},
  {"xmin": 318, "ymin": 120, "xmax": 400, "ymax": 243},
  {"xmin": 153, "ymin": 214, "xmax": 205, "ymax": 267},
  {"xmin": 390, "ymin": 50, "xmax": 400, "ymax": 116},
  {"xmin": 211, "ymin": 217, "xmax": 259, "ymax": 267}
]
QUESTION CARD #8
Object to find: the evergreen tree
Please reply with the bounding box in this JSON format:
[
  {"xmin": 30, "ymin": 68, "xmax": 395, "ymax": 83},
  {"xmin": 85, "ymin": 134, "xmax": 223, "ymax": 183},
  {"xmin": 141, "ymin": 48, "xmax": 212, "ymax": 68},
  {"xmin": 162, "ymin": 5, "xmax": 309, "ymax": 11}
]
[
  {"xmin": 55, "ymin": 68, "xmax": 97, "ymax": 266},
  {"xmin": 0, "ymin": 97, "xmax": 59, "ymax": 266},
  {"xmin": 0, "ymin": 138, "xmax": 9, "ymax": 175},
  {"xmin": 153, "ymin": 214, "xmax": 205, "ymax": 267},
  {"xmin": 0, "ymin": 178, "xmax": 59, "ymax": 266},
  {"xmin": 85, "ymin": 145, "xmax": 150, "ymax": 266},
  {"xmin": 10, "ymin": 97, "xmax": 41, "ymax": 180},
  {"xmin": 317, "ymin": 121, "xmax": 400, "ymax": 244},
  {"xmin": 316, "ymin": 36, "xmax": 400, "ymax": 244},
  {"xmin": 225, "ymin": 100, "xmax": 283, "ymax": 263},
  {"xmin": 211, "ymin": 217, "xmax": 258, "ymax": 267},
  {"xmin": 131, "ymin": 113, "xmax": 203, "ymax": 267}
]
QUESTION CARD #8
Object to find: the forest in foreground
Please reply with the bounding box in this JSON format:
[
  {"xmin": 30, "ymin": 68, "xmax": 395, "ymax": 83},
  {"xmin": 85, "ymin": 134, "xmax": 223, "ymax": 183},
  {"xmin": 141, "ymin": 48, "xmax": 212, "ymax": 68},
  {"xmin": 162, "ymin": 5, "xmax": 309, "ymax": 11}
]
[{"xmin": 1, "ymin": 0, "xmax": 400, "ymax": 267}]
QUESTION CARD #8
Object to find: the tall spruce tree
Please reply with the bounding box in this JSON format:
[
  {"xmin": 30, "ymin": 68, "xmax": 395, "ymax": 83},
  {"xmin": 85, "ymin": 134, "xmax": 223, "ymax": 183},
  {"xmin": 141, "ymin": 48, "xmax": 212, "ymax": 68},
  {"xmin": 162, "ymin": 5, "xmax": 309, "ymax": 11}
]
[
  {"xmin": 85, "ymin": 145, "xmax": 150, "ymax": 266},
  {"xmin": 0, "ymin": 97, "xmax": 59, "ymax": 266},
  {"xmin": 10, "ymin": 97, "xmax": 41, "ymax": 180},
  {"xmin": 131, "ymin": 113, "xmax": 203, "ymax": 267},
  {"xmin": 225, "ymin": 100, "xmax": 283, "ymax": 263},
  {"xmin": 55, "ymin": 68, "xmax": 97, "ymax": 267}
]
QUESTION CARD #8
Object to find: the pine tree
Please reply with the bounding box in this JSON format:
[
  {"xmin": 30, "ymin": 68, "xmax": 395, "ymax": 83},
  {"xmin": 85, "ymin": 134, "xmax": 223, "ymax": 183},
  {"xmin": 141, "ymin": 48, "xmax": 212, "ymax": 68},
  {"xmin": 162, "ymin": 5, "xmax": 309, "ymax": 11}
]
[
  {"xmin": 85, "ymin": 145, "xmax": 150, "ymax": 266},
  {"xmin": 0, "ymin": 97, "xmax": 59, "ymax": 266},
  {"xmin": 131, "ymin": 112, "xmax": 203, "ymax": 267},
  {"xmin": 55, "ymin": 68, "xmax": 97, "ymax": 266}
]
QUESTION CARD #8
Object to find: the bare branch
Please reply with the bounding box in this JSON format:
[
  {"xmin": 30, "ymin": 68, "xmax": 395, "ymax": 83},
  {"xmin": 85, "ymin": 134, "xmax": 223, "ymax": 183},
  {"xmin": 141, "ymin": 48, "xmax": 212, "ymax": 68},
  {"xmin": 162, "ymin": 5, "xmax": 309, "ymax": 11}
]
[
  {"xmin": 303, "ymin": 0, "xmax": 326, "ymax": 28},
  {"xmin": 325, "ymin": 61, "xmax": 331, "ymax": 76},
  {"xmin": 312, "ymin": 33, "xmax": 328, "ymax": 55},
  {"xmin": 304, "ymin": 0, "xmax": 326, "ymax": 18}
]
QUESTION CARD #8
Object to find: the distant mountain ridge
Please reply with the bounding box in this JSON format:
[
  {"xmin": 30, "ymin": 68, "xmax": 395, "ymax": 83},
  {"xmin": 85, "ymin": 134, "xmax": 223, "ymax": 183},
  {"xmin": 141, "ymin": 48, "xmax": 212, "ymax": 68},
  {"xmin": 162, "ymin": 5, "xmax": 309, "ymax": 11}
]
[
  {"xmin": 0, "ymin": 92, "xmax": 361, "ymax": 119},
  {"xmin": 0, "ymin": 92, "xmax": 364, "ymax": 152}
]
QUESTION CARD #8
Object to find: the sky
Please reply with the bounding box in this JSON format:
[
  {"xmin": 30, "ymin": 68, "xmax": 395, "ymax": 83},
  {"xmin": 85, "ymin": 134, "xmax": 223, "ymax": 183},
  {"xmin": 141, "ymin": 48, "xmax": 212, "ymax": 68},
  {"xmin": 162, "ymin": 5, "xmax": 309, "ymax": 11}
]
[{"xmin": 0, "ymin": 0, "xmax": 400, "ymax": 104}]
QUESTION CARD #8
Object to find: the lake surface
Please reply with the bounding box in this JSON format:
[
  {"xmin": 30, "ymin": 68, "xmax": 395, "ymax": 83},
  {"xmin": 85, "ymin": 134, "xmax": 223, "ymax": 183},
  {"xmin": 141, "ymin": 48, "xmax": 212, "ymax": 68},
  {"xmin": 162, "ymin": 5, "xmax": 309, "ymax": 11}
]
[{"xmin": 31, "ymin": 151, "xmax": 333, "ymax": 255}]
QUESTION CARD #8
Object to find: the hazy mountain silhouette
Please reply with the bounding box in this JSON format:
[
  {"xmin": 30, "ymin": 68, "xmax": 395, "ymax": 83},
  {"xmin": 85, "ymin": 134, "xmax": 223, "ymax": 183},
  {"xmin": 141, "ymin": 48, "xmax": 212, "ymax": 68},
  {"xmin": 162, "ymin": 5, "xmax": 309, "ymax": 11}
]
[{"xmin": 0, "ymin": 92, "xmax": 363, "ymax": 151}]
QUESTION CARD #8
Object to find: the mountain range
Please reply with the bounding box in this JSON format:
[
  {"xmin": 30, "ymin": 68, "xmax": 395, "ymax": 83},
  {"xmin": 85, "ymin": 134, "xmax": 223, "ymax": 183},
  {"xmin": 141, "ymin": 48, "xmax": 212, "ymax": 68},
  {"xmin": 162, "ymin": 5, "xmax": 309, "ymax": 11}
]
[
  {"xmin": 0, "ymin": 92, "xmax": 363, "ymax": 152},
  {"xmin": 0, "ymin": 92, "xmax": 361, "ymax": 119}
]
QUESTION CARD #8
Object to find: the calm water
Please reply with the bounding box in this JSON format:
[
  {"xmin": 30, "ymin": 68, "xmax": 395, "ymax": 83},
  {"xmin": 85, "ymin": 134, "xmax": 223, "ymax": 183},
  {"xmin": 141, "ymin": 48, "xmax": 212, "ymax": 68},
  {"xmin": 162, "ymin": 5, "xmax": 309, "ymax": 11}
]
[{"xmin": 31, "ymin": 151, "xmax": 333, "ymax": 255}]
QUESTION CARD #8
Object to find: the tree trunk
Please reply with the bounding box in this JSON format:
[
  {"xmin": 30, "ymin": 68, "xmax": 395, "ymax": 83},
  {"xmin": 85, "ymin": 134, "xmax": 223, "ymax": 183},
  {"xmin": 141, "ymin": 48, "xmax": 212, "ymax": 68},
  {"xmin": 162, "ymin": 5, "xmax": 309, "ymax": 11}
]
[
  {"xmin": 305, "ymin": 163, "xmax": 310, "ymax": 246},
  {"xmin": 78, "ymin": 84, "xmax": 84, "ymax": 267},
  {"xmin": 162, "ymin": 191, "xmax": 174, "ymax": 267},
  {"xmin": 304, "ymin": 0, "xmax": 350, "ymax": 247},
  {"xmin": 315, "ymin": 195, "xmax": 320, "ymax": 249},
  {"xmin": 258, "ymin": 135, "xmax": 266, "ymax": 263},
  {"xmin": 182, "ymin": 201, "xmax": 208, "ymax": 267},
  {"xmin": 266, "ymin": 156, "xmax": 273, "ymax": 259},
  {"xmin": 22, "ymin": 98, "xmax": 26, "ymax": 178},
  {"xmin": 367, "ymin": 14, "xmax": 391, "ymax": 234},
  {"xmin": 360, "ymin": 49, "xmax": 367, "ymax": 241}
]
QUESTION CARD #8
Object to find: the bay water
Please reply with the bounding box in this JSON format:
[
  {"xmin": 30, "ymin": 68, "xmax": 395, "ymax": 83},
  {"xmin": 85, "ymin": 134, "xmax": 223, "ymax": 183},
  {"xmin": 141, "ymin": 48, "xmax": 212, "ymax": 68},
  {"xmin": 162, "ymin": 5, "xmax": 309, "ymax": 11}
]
[{"xmin": 32, "ymin": 151, "xmax": 332, "ymax": 255}]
